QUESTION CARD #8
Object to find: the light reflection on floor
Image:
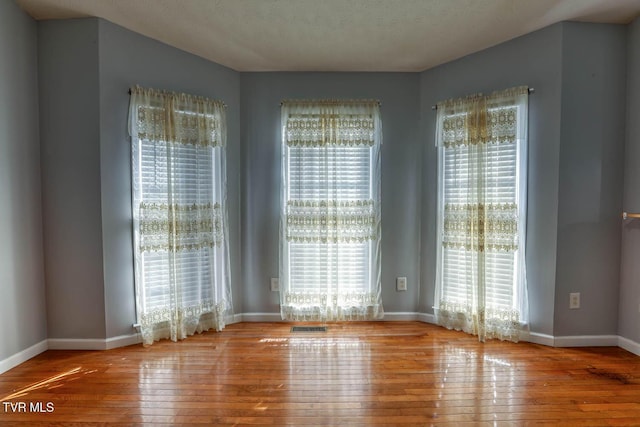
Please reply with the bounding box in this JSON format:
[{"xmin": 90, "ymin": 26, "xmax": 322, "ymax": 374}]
[
  {"xmin": 437, "ymin": 344, "xmax": 518, "ymax": 413},
  {"xmin": 286, "ymin": 336, "xmax": 371, "ymax": 421},
  {"xmin": 0, "ymin": 366, "xmax": 92, "ymax": 402}
]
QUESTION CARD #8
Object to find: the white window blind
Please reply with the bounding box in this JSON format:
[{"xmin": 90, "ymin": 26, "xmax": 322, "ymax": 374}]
[
  {"xmin": 129, "ymin": 86, "xmax": 232, "ymax": 345},
  {"xmin": 279, "ymin": 101, "xmax": 383, "ymax": 321},
  {"xmin": 435, "ymin": 87, "xmax": 529, "ymax": 342},
  {"xmin": 135, "ymin": 140, "xmax": 222, "ymax": 313},
  {"xmin": 441, "ymin": 109, "xmax": 520, "ymax": 311},
  {"xmin": 287, "ymin": 146, "xmax": 372, "ymax": 295}
]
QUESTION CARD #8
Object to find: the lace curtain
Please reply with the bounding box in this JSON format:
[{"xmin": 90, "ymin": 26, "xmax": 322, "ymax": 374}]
[
  {"xmin": 280, "ymin": 100, "xmax": 383, "ymax": 321},
  {"xmin": 129, "ymin": 86, "xmax": 232, "ymax": 345},
  {"xmin": 434, "ymin": 86, "xmax": 529, "ymax": 342}
]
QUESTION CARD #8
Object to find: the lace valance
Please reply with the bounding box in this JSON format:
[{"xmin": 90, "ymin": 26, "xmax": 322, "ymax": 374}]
[
  {"xmin": 441, "ymin": 105, "xmax": 519, "ymax": 148},
  {"xmin": 129, "ymin": 85, "xmax": 226, "ymax": 148},
  {"xmin": 285, "ymin": 114, "xmax": 375, "ymax": 147},
  {"xmin": 436, "ymin": 86, "xmax": 528, "ymax": 148}
]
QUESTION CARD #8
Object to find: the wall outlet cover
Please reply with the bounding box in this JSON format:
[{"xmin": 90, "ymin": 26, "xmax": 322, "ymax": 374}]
[{"xmin": 569, "ymin": 292, "xmax": 580, "ymax": 309}]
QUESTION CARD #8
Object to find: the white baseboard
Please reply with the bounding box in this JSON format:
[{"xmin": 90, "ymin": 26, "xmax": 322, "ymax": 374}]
[
  {"xmin": 383, "ymin": 312, "xmax": 420, "ymax": 321},
  {"xmin": 236, "ymin": 312, "xmax": 283, "ymax": 322},
  {"xmin": 553, "ymin": 334, "xmax": 619, "ymax": 348},
  {"xmin": 417, "ymin": 312, "xmax": 436, "ymax": 324},
  {"xmin": 524, "ymin": 331, "xmax": 555, "ymax": 347},
  {"xmin": 48, "ymin": 338, "xmax": 107, "ymax": 350},
  {"xmin": 226, "ymin": 313, "xmax": 243, "ymax": 324},
  {"xmin": 0, "ymin": 340, "xmax": 48, "ymax": 375},
  {"xmin": 105, "ymin": 333, "xmax": 142, "ymax": 349},
  {"xmin": 48, "ymin": 333, "xmax": 141, "ymax": 351},
  {"xmin": 618, "ymin": 336, "xmax": 640, "ymax": 356},
  {"xmin": 382, "ymin": 312, "xmax": 436, "ymax": 323}
]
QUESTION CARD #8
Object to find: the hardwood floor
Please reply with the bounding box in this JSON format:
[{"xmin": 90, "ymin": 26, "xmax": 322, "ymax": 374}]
[{"xmin": 1, "ymin": 321, "xmax": 640, "ymax": 426}]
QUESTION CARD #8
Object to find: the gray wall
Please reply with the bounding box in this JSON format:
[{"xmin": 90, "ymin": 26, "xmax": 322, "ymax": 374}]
[
  {"xmin": 38, "ymin": 19, "xmax": 105, "ymax": 339},
  {"xmin": 0, "ymin": 0, "xmax": 47, "ymax": 359},
  {"xmin": 420, "ymin": 25, "xmax": 564, "ymax": 336},
  {"xmin": 554, "ymin": 23, "xmax": 626, "ymax": 336},
  {"xmin": 37, "ymin": 18, "xmax": 242, "ymax": 340},
  {"xmin": 620, "ymin": 16, "xmax": 640, "ymax": 343},
  {"xmin": 240, "ymin": 73, "xmax": 421, "ymax": 314}
]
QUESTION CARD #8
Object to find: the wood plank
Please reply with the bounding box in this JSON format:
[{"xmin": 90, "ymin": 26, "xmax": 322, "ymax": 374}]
[{"xmin": 1, "ymin": 321, "xmax": 640, "ymax": 425}]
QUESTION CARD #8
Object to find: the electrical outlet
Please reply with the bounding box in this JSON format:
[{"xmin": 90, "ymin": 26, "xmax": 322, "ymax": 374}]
[
  {"xmin": 396, "ymin": 277, "xmax": 407, "ymax": 291},
  {"xmin": 569, "ymin": 292, "xmax": 580, "ymax": 309},
  {"xmin": 270, "ymin": 278, "xmax": 279, "ymax": 292}
]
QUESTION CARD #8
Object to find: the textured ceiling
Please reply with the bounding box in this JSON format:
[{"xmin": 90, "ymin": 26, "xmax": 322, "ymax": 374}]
[{"xmin": 16, "ymin": 0, "xmax": 640, "ymax": 72}]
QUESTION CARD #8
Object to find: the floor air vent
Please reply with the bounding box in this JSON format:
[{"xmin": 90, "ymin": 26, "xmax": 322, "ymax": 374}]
[{"xmin": 291, "ymin": 326, "xmax": 328, "ymax": 332}]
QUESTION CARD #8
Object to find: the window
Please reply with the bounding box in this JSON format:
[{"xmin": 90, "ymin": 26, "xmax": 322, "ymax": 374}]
[
  {"xmin": 434, "ymin": 87, "xmax": 529, "ymax": 342},
  {"xmin": 279, "ymin": 100, "xmax": 383, "ymax": 321},
  {"xmin": 129, "ymin": 86, "xmax": 232, "ymax": 345}
]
